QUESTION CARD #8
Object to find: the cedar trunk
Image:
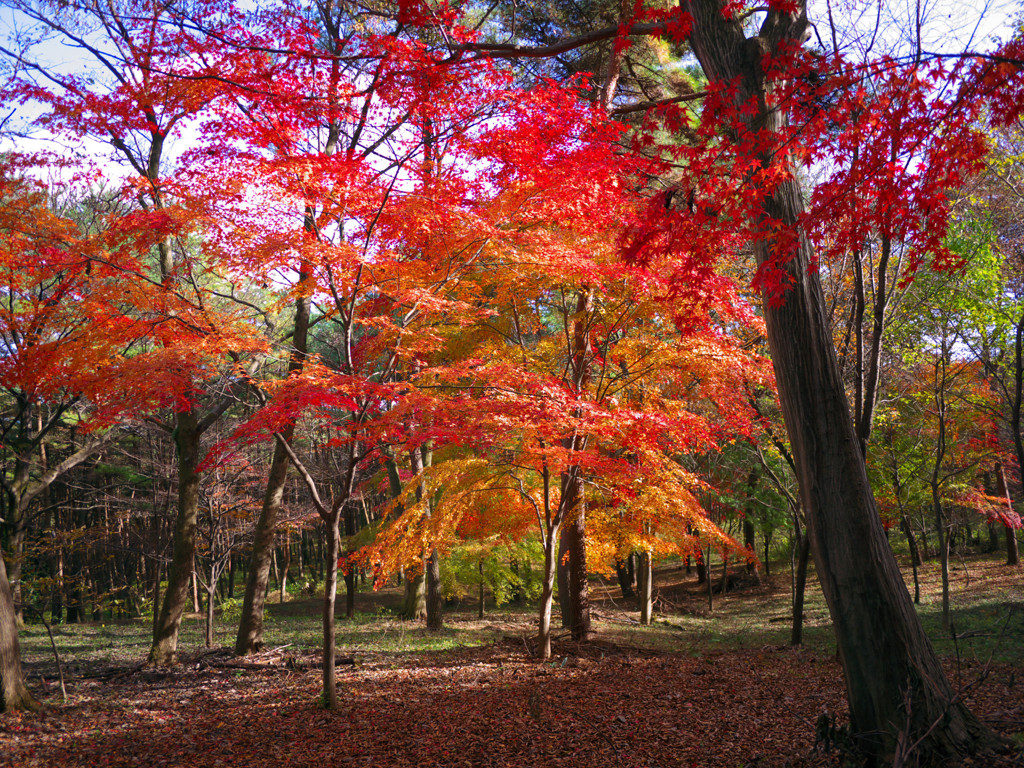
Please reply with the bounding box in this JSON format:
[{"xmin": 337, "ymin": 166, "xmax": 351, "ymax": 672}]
[{"xmin": 683, "ymin": 1, "xmax": 998, "ymax": 762}]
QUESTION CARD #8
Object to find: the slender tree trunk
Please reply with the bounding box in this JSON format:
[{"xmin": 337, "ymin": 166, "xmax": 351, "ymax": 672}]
[
  {"xmin": 149, "ymin": 409, "xmax": 202, "ymax": 666},
  {"xmin": 281, "ymin": 533, "xmax": 292, "ymax": 604},
  {"xmin": 743, "ymin": 517, "xmax": 758, "ymax": 576},
  {"xmin": 791, "ymin": 532, "xmax": 810, "ymax": 646},
  {"xmin": 538, "ymin": 527, "xmax": 559, "ymax": 660},
  {"xmin": 235, "ymin": 282, "xmax": 309, "ymax": 655},
  {"xmin": 151, "ymin": 559, "xmax": 162, "ymax": 637},
  {"xmin": 900, "ymin": 515, "xmax": 921, "ymax": 604},
  {"xmin": 556, "ymin": 525, "xmax": 571, "ymax": 627},
  {"xmin": 191, "ymin": 560, "xmax": 200, "ymax": 614},
  {"xmin": 996, "ymin": 465, "xmax": 1020, "ymax": 566},
  {"xmin": 424, "ymin": 549, "xmax": 442, "ymax": 631},
  {"xmin": 343, "ymin": 508, "xmax": 356, "ymax": 619},
  {"xmin": 615, "ymin": 557, "xmax": 636, "ymax": 600},
  {"xmin": 704, "ymin": 543, "xmax": 714, "ymax": 612},
  {"xmin": 478, "ymin": 559, "xmax": 485, "ymax": 619},
  {"xmin": 322, "ymin": 510, "xmax": 341, "ymax": 710},
  {"xmin": 205, "ymin": 579, "xmax": 215, "ymax": 648},
  {"xmin": 637, "ymin": 550, "xmax": 653, "ymax": 625},
  {"xmin": 413, "ymin": 442, "xmax": 443, "ymax": 631},
  {"xmin": 270, "ymin": 549, "xmax": 280, "ymax": 594},
  {"xmin": 682, "ymin": 3, "xmax": 998, "ymax": 761}
]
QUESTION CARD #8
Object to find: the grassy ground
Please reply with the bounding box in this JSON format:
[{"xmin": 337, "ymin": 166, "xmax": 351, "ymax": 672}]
[
  {"xmin": 17, "ymin": 551, "xmax": 1024, "ymax": 676},
  {"xmin": 5, "ymin": 551, "xmax": 1023, "ymax": 768}
]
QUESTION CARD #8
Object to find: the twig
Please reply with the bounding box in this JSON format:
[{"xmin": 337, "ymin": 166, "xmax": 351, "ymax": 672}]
[{"xmin": 19, "ymin": 603, "xmax": 67, "ymax": 701}]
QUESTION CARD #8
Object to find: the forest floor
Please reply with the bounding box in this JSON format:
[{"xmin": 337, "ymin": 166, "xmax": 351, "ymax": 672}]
[{"xmin": 3, "ymin": 553, "xmax": 1023, "ymax": 767}]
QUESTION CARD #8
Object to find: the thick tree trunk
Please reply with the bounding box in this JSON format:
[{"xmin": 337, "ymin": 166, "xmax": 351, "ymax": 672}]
[
  {"xmin": 403, "ymin": 571, "xmax": 426, "ymax": 620},
  {"xmin": 0, "ymin": 551, "xmax": 38, "ymax": 712},
  {"xmin": 561, "ymin": 480, "xmax": 591, "ymax": 640},
  {"xmin": 149, "ymin": 409, "xmax": 202, "ymax": 666},
  {"xmin": 6, "ymin": 512, "xmax": 26, "ymax": 627},
  {"xmin": 682, "ymin": 2, "xmax": 998, "ymax": 762}
]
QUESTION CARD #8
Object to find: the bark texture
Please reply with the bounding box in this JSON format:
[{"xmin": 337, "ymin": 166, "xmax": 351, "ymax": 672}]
[
  {"xmin": 0, "ymin": 552, "xmax": 37, "ymax": 713},
  {"xmin": 682, "ymin": 1, "xmax": 998, "ymax": 763}
]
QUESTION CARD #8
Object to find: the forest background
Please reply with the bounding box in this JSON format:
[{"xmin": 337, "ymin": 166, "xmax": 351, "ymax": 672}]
[{"xmin": 1, "ymin": 0, "xmax": 1024, "ymax": 765}]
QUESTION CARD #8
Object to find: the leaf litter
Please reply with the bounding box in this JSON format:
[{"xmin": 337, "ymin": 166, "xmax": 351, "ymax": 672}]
[{"xmin": 1, "ymin": 638, "xmax": 1021, "ymax": 768}]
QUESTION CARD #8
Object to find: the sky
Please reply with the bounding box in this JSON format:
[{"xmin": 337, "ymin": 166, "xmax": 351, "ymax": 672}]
[{"xmin": 1, "ymin": 0, "xmax": 1020, "ymax": 178}]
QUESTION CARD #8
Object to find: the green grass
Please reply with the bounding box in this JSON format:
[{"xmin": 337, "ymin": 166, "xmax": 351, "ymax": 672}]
[{"xmin": 15, "ymin": 551, "xmax": 1024, "ymax": 677}]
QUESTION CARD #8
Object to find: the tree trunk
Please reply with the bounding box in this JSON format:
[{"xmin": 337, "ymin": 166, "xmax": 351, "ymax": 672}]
[
  {"xmin": 151, "ymin": 559, "xmax": 162, "ymax": 637},
  {"xmin": 615, "ymin": 557, "xmax": 636, "ymax": 600},
  {"xmin": 425, "ymin": 548, "xmax": 442, "ymax": 631},
  {"xmin": 791, "ymin": 532, "xmax": 809, "ymax": 646},
  {"xmin": 403, "ymin": 571, "xmax": 426, "ymax": 620},
  {"xmin": 932, "ymin": 484, "xmax": 951, "ymax": 630},
  {"xmin": 191, "ymin": 560, "xmax": 200, "ymax": 614},
  {"xmin": 235, "ymin": 283, "xmax": 309, "ymax": 654},
  {"xmin": 637, "ymin": 550, "xmax": 653, "ymax": 625},
  {"xmin": 5, "ymin": 512, "xmax": 26, "ymax": 627},
  {"xmin": 556, "ymin": 529, "xmax": 571, "ymax": 627},
  {"xmin": 478, "ymin": 559, "xmax": 485, "ymax": 619},
  {"xmin": 900, "ymin": 514, "xmax": 921, "ymax": 604},
  {"xmin": 205, "ymin": 581, "xmax": 215, "ymax": 648},
  {"xmin": 561, "ymin": 488, "xmax": 591, "ymax": 640},
  {"xmin": 321, "ymin": 510, "xmax": 341, "ymax": 710},
  {"xmin": 281, "ymin": 538, "xmax": 291, "ymax": 604},
  {"xmin": 414, "ymin": 443, "xmax": 443, "ymax": 631},
  {"xmin": 704, "ymin": 543, "xmax": 713, "ymax": 612},
  {"xmin": 538, "ymin": 525, "xmax": 559, "ymax": 660},
  {"xmin": 682, "ymin": 2, "xmax": 998, "ymax": 761},
  {"xmin": 0, "ymin": 550, "xmax": 38, "ymax": 712},
  {"xmin": 343, "ymin": 508, "xmax": 356, "ymax": 619},
  {"xmin": 149, "ymin": 409, "xmax": 202, "ymax": 666},
  {"xmin": 743, "ymin": 517, "xmax": 758, "ymax": 577},
  {"xmin": 996, "ymin": 465, "xmax": 1020, "ymax": 566}
]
